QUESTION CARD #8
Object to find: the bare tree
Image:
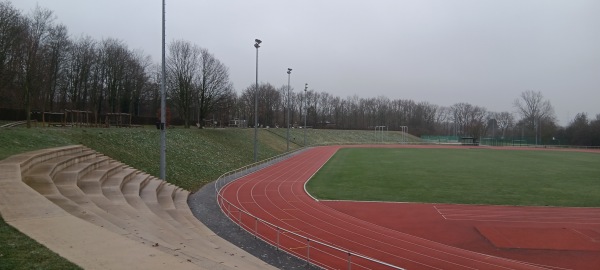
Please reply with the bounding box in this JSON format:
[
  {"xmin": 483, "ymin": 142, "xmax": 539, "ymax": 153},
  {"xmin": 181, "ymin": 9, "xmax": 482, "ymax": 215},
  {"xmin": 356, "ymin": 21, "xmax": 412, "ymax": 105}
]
[
  {"xmin": 18, "ymin": 5, "xmax": 55, "ymax": 127},
  {"xmin": 514, "ymin": 90, "xmax": 556, "ymax": 144},
  {"xmin": 0, "ymin": 1, "xmax": 26, "ymax": 101},
  {"xmin": 99, "ymin": 39, "xmax": 130, "ymax": 114},
  {"xmin": 451, "ymin": 102, "xmax": 488, "ymax": 139},
  {"xmin": 277, "ymin": 84, "xmax": 289, "ymax": 127},
  {"xmin": 240, "ymin": 82, "xmax": 279, "ymax": 128},
  {"xmin": 127, "ymin": 50, "xmax": 152, "ymax": 116},
  {"xmin": 196, "ymin": 49, "xmax": 233, "ymax": 128},
  {"xmin": 167, "ymin": 39, "xmax": 200, "ymax": 128},
  {"xmin": 41, "ymin": 23, "xmax": 69, "ymax": 111},
  {"xmin": 64, "ymin": 35, "xmax": 97, "ymax": 110},
  {"xmin": 260, "ymin": 83, "xmax": 280, "ymax": 127},
  {"xmin": 514, "ymin": 90, "xmax": 555, "ymax": 122},
  {"xmin": 318, "ymin": 92, "xmax": 334, "ymax": 127},
  {"xmin": 494, "ymin": 111, "xmax": 514, "ymax": 139}
]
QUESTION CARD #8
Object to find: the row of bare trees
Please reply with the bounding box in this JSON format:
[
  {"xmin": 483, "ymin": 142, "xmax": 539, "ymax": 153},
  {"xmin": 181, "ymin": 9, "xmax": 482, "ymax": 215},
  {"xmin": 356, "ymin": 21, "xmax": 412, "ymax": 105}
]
[
  {"xmin": 0, "ymin": 2, "xmax": 232, "ymax": 128},
  {"xmin": 1, "ymin": 3, "xmax": 154, "ymax": 126},
  {"xmin": 166, "ymin": 40, "xmax": 234, "ymax": 128},
  {"xmin": 232, "ymin": 86, "xmax": 558, "ymax": 142},
  {"xmin": 3, "ymin": 2, "xmax": 597, "ymax": 145}
]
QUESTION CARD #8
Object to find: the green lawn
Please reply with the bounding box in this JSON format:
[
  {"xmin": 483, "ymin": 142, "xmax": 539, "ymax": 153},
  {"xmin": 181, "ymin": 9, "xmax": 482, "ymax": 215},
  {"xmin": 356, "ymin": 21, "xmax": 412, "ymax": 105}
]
[{"xmin": 307, "ymin": 148, "xmax": 600, "ymax": 207}]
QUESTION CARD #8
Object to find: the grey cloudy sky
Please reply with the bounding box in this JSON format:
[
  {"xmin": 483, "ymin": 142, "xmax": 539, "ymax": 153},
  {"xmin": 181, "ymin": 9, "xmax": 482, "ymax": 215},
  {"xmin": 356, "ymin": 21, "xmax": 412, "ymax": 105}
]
[{"xmin": 12, "ymin": 0, "xmax": 600, "ymax": 126}]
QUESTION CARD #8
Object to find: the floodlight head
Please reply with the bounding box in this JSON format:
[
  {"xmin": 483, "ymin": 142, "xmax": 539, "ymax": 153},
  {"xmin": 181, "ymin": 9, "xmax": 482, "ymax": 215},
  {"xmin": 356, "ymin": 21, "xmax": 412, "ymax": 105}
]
[
  {"xmin": 255, "ymin": 39, "xmax": 262, "ymax": 44},
  {"xmin": 287, "ymin": 68, "xmax": 292, "ymax": 74}
]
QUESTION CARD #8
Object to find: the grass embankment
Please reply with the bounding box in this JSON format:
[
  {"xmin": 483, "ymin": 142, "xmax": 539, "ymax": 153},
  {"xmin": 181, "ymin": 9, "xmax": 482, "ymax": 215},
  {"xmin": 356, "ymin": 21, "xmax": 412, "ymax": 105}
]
[
  {"xmin": 0, "ymin": 127, "xmax": 417, "ymax": 191},
  {"xmin": 307, "ymin": 148, "xmax": 600, "ymax": 207},
  {"xmin": 0, "ymin": 126, "xmax": 402, "ymax": 269}
]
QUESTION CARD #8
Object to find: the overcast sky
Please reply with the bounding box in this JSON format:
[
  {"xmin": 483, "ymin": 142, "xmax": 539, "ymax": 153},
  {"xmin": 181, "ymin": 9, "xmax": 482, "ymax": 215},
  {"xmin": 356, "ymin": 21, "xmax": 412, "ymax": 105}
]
[{"xmin": 11, "ymin": 0, "xmax": 600, "ymax": 126}]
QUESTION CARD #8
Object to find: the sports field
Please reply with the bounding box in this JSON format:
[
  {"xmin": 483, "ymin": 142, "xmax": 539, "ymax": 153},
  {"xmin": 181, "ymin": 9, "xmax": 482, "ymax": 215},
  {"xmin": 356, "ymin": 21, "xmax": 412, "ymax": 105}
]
[{"xmin": 307, "ymin": 147, "xmax": 600, "ymax": 207}]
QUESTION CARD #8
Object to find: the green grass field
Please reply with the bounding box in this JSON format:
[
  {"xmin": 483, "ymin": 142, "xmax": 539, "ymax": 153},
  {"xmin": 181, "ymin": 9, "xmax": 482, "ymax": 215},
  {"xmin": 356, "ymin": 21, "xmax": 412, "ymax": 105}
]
[{"xmin": 307, "ymin": 148, "xmax": 600, "ymax": 207}]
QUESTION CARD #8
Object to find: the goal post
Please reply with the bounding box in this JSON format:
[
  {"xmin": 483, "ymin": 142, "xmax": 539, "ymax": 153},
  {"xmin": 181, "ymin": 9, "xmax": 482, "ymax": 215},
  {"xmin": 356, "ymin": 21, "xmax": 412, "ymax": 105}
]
[
  {"xmin": 399, "ymin": 126, "xmax": 408, "ymax": 143},
  {"xmin": 375, "ymin": 126, "xmax": 387, "ymax": 143}
]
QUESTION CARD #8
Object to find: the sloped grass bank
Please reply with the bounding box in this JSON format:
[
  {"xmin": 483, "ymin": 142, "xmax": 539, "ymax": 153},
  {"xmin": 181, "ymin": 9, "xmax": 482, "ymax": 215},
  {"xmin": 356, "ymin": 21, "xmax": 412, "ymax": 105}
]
[{"xmin": 1, "ymin": 127, "xmax": 302, "ymax": 191}]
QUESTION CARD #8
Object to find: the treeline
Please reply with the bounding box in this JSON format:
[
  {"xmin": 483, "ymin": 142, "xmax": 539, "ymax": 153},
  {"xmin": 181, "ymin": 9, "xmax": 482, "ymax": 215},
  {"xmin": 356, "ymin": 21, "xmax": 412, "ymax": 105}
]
[
  {"xmin": 0, "ymin": 3, "xmax": 156, "ymax": 126},
  {"xmin": 559, "ymin": 113, "xmax": 600, "ymax": 146},
  {"xmin": 1, "ymin": 2, "xmax": 598, "ymax": 146}
]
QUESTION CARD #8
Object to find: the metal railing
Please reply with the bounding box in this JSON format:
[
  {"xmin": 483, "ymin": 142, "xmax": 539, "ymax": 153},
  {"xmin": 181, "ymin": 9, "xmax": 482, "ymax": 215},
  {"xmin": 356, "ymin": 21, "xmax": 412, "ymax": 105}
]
[{"xmin": 214, "ymin": 148, "xmax": 405, "ymax": 270}]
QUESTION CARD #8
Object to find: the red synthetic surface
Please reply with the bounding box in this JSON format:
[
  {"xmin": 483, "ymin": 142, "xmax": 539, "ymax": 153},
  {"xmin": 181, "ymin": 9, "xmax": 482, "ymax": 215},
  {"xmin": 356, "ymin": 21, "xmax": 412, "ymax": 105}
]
[
  {"xmin": 476, "ymin": 226, "xmax": 600, "ymax": 251},
  {"xmin": 218, "ymin": 145, "xmax": 600, "ymax": 270}
]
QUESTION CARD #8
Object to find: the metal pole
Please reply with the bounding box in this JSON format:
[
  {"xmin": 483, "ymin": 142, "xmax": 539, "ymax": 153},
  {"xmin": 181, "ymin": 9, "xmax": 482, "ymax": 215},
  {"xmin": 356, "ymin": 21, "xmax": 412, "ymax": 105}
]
[
  {"xmin": 286, "ymin": 68, "xmax": 292, "ymax": 152},
  {"xmin": 254, "ymin": 217, "xmax": 258, "ymax": 238},
  {"xmin": 304, "ymin": 83, "xmax": 307, "ymax": 146},
  {"xmin": 533, "ymin": 118, "xmax": 537, "ymax": 146},
  {"xmin": 306, "ymin": 238, "xmax": 310, "ymax": 266},
  {"xmin": 254, "ymin": 39, "xmax": 261, "ymax": 162},
  {"xmin": 276, "ymin": 227, "xmax": 280, "ymax": 251},
  {"xmin": 348, "ymin": 252, "xmax": 352, "ymax": 270},
  {"xmin": 539, "ymin": 117, "xmax": 542, "ymax": 146},
  {"xmin": 160, "ymin": 0, "xmax": 167, "ymax": 180}
]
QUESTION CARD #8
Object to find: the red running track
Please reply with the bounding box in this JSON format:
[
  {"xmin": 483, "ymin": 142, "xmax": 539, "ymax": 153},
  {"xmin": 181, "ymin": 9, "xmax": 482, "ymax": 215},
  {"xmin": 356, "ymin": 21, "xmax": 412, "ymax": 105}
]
[{"xmin": 218, "ymin": 145, "xmax": 597, "ymax": 270}]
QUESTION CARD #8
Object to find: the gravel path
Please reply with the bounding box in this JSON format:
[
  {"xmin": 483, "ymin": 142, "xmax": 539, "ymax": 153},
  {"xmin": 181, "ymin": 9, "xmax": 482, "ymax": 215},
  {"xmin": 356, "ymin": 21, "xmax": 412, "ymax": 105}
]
[{"xmin": 188, "ymin": 150, "xmax": 320, "ymax": 270}]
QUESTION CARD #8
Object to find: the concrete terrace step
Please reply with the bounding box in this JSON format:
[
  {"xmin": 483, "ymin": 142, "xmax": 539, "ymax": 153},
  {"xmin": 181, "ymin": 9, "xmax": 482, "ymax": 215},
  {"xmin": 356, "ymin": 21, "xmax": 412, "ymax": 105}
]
[
  {"xmin": 139, "ymin": 179, "xmax": 206, "ymax": 238},
  {"xmin": 53, "ymin": 156, "xmax": 111, "ymax": 186},
  {"xmin": 68, "ymin": 161, "xmax": 197, "ymax": 251},
  {"xmin": 0, "ymin": 145, "xmax": 274, "ymax": 270},
  {"xmin": 25, "ymin": 149, "xmax": 97, "ymax": 180},
  {"xmin": 9, "ymin": 145, "xmax": 85, "ymax": 174},
  {"xmin": 101, "ymin": 168, "xmax": 138, "ymax": 202},
  {"xmin": 119, "ymin": 174, "xmax": 206, "ymax": 240},
  {"xmin": 158, "ymin": 183, "xmax": 199, "ymax": 229},
  {"xmin": 174, "ymin": 189, "xmax": 217, "ymax": 236}
]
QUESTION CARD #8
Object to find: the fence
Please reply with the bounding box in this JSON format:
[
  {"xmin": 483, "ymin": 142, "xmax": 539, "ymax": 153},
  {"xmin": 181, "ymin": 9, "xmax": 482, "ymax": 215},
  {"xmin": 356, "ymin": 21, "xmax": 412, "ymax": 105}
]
[
  {"xmin": 214, "ymin": 149, "xmax": 405, "ymax": 270},
  {"xmin": 421, "ymin": 135, "xmax": 459, "ymax": 143},
  {"xmin": 422, "ymin": 136, "xmax": 566, "ymax": 147}
]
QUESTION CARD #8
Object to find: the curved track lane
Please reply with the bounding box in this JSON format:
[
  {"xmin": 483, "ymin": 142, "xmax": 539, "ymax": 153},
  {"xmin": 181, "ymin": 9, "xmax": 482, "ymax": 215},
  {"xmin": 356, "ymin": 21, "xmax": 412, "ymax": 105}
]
[{"xmin": 219, "ymin": 146, "xmax": 552, "ymax": 270}]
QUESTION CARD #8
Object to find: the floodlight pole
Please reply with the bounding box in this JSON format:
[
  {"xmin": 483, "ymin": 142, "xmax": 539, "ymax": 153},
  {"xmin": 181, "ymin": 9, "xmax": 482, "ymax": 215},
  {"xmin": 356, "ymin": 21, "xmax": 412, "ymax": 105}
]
[
  {"xmin": 253, "ymin": 39, "xmax": 261, "ymax": 162},
  {"xmin": 286, "ymin": 68, "xmax": 292, "ymax": 152},
  {"xmin": 159, "ymin": 0, "xmax": 167, "ymax": 180},
  {"xmin": 303, "ymin": 83, "xmax": 308, "ymax": 146}
]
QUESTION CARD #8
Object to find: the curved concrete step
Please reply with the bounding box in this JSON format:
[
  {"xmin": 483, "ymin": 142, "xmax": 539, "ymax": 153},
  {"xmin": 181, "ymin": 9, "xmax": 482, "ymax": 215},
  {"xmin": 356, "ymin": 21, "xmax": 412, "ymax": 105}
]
[
  {"xmin": 54, "ymin": 156, "xmax": 110, "ymax": 186},
  {"xmin": 72, "ymin": 163, "xmax": 189, "ymax": 249},
  {"xmin": 121, "ymin": 175, "xmax": 203, "ymax": 236},
  {"xmin": 140, "ymin": 179, "xmax": 174, "ymax": 221},
  {"xmin": 27, "ymin": 149, "xmax": 96, "ymax": 180},
  {"xmin": 1, "ymin": 146, "xmax": 276, "ymax": 270},
  {"xmin": 22, "ymin": 155, "xmax": 127, "ymax": 235},
  {"xmin": 100, "ymin": 168, "xmax": 138, "ymax": 202},
  {"xmin": 122, "ymin": 173, "xmax": 153, "ymax": 211},
  {"xmin": 26, "ymin": 155, "xmax": 224, "ymax": 264},
  {"xmin": 140, "ymin": 179, "xmax": 203, "ymax": 237},
  {"xmin": 158, "ymin": 183, "xmax": 199, "ymax": 229},
  {"xmin": 173, "ymin": 189, "xmax": 217, "ymax": 236},
  {"xmin": 11, "ymin": 145, "xmax": 86, "ymax": 174}
]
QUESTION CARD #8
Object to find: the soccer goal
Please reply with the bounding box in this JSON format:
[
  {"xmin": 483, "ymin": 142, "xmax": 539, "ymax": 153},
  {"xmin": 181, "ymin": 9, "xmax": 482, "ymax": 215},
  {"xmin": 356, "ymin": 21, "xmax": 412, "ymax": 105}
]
[
  {"xmin": 375, "ymin": 126, "xmax": 387, "ymax": 142},
  {"xmin": 399, "ymin": 126, "xmax": 408, "ymax": 143}
]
